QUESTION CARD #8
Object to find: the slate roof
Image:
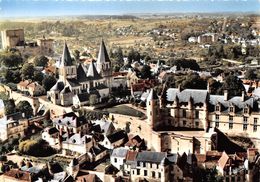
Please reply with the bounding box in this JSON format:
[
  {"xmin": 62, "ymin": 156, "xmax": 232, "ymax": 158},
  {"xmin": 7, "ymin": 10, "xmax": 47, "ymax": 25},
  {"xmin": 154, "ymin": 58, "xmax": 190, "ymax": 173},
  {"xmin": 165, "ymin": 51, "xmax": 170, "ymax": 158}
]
[
  {"xmin": 111, "ymin": 147, "xmax": 128, "ymax": 158},
  {"xmin": 146, "ymin": 88, "xmax": 158, "ymax": 102},
  {"xmin": 209, "ymin": 95, "xmax": 258, "ymax": 112},
  {"xmin": 87, "ymin": 61, "xmax": 102, "ymax": 80},
  {"xmin": 60, "ymin": 42, "xmax": 73, "ymax": 66},
  {"xmin": 136, "ymin": 151, "xmax": 167, "ymax": 164},
  {"xmin": 89, "ymin": 144, "xmax": 107, "ymax": 156},
  {"xmin": 167, "ymin": 88, "xmax": 208, "ymax": 104},
  {"xmin": 107, "ymin": 130, "xmax": 127, "ymax": 143},
  {"xmin": 50, "ymin": 81, "xmax": 65, "ymax": 91},
  {"xmin": 61, "ymin": 86, "xmax": 72, "ymax": 94},
  {"xmin": 94, "ymin": 119, "xmax": 115, "ymax": 135},
  {"xmin": 77, "ymin": 64, "xmax": 88, "ymax": 82},
  {"xmin": 67, "ymin": 79, "xmax": 81, "ymax": 87},
  {"xmin": 97, "ymin": 39, "xmax": 110, "ymax": 64},
  {"xmin": 76, "ymin": 92, "xmax": 90, "ymax": 102},
  {"xmin": 53, "ymin": 112, "xmax": 87, "ymax": 128},
  {"xmin": 64, "ymin": 133, "xmax": 92, "ymax": 145}
]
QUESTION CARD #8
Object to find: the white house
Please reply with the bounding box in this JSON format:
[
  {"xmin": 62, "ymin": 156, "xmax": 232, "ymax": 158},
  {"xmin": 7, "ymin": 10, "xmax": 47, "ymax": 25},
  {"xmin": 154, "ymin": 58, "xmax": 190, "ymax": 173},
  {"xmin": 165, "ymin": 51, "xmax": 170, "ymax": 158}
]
[{"xmin": 110, "ymin": 147, "xmax": 128, "ymax": 170}]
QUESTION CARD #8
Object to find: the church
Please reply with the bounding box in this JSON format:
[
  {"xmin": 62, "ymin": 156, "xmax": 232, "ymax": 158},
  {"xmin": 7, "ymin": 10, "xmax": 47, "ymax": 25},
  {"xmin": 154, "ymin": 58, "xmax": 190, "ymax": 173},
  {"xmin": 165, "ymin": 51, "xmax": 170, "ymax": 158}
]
[{"xmin": 47, "ymin": 40, "xmax": 112, "ymax": 107}]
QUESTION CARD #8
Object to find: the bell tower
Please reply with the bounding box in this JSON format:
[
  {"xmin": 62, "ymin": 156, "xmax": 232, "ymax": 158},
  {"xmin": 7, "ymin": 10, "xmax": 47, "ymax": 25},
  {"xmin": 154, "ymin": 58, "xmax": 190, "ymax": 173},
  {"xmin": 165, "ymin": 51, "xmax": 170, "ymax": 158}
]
[
  {"xmin": 146, "ymin": 89, "xmax": 160, "ymax": 130},
  {"xmin": 59, "ymin": 42, "xmax": 77, "ymax": 82}
]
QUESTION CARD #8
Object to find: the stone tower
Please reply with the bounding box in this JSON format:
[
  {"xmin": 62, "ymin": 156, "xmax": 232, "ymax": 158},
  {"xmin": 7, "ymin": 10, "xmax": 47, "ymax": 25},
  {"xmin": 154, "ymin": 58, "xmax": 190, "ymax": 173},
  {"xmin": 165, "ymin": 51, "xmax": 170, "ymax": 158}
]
[
  {"xmin": 146, "ymin": 89, "xmax": 160, "ymax": 130},
  {"xmin": 67, "ymin": 158, "xmax": 79, "ymax": 179},
  {"xmin": 96, "ymin": 39, "xmax": 112, "ymax": 87},
  {"xmin": 59, "ymin": 42, "xmax": 77, "ymax": 82}
]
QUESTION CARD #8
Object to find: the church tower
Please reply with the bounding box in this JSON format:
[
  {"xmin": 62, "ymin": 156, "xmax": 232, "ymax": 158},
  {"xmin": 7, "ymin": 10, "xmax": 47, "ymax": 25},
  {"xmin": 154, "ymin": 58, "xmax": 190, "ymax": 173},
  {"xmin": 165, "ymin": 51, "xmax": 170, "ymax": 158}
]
[
  {"xmin": 146, "ymin": 89, "xmax": 160, "ymax": 130},
  {"xmin": 59, "ymin": 42, "xmax": 77, "ymax": 82},
  {"xmin": 96, "ymin": 39, "xmax": 112, "ymax": 88}
]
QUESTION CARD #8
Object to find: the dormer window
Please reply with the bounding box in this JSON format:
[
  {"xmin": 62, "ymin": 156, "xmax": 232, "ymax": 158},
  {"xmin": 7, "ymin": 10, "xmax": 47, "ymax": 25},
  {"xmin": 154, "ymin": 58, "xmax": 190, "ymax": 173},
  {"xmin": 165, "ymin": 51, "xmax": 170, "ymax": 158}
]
[
  {"xmin": 215, "ymin": 105, "xmax": 220, "ymax": 112},
  {"xmin": 244, "ymin": 107, "xmax": 249, "ymax": 114}
]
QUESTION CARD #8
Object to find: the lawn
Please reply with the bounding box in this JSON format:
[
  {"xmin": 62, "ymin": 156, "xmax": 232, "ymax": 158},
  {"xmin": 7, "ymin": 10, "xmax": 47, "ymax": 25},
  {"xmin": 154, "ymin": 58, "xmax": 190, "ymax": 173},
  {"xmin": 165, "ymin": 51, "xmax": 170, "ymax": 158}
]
[{"xmin": 101, "ymin": 105, "xmax": 145, "ymax": 118}]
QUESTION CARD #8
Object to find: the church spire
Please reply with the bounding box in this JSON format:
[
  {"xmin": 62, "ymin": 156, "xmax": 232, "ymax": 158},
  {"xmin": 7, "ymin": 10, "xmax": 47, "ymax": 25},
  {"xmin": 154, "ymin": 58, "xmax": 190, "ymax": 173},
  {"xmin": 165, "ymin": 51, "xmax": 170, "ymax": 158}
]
[
  {"xmin": 61, "ymin": 41, "xmax": 73, "ymax": 66},
  {"xmin": 96, "ymin": 39, "xmax": 110, "ymax": 73}
]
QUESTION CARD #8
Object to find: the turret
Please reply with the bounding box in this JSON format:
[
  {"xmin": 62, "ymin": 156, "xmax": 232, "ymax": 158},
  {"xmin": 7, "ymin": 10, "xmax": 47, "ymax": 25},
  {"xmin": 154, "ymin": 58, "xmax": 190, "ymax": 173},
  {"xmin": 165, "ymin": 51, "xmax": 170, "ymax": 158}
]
[
  {"xmin": 146, "ymin": 89, "xmax": 160, "ymax": 129},
  {"xmin": 67, "ymin": 158, "xmax": 79, "ymax": 179}
]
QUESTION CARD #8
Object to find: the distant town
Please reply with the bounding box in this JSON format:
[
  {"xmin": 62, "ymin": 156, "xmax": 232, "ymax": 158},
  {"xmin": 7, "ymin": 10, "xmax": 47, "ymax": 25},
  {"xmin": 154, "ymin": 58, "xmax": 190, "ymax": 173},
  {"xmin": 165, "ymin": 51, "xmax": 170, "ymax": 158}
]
[{"xmin": 0, "ymin": 13, "xmax": 259, "ymax": 182}]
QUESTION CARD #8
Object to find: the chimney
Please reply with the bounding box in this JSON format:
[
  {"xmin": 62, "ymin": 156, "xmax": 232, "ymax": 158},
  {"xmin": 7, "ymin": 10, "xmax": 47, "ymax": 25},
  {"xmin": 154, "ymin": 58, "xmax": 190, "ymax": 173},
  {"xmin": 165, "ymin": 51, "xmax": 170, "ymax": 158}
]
[
  {"xmin": 241, "ymin": 91, "xmax": 245, "ymax": 102},
  {"xmin": 207, "ymin": 81, "xmax": 211, "ymax": 93},
  {"xmin": 224, "ymin": 90, "xmax": 228, "ymax": 101}
]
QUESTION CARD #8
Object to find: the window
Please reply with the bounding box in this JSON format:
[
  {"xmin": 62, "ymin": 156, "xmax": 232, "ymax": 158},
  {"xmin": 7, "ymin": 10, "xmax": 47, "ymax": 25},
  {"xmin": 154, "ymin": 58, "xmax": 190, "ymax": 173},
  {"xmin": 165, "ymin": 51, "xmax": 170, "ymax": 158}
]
[
  {"xmin": 229, "ymin": 123, "xmax": 233, "ymax": 129},
  {"xmin": 158, "ymin": 172, "xmax": 161, "ymax": 178},
  {"xmin": 152, "ymin": 171, "xmax": 155, "ymax": 178},
  {"xmin": 195, "ymin": 111, "xmax": 199, "ymax": 119},
  {"xmin": 114, "ymin": 158, "xmax": 117, "ymax": 163},
  {"xmin": 183, "ymin": 120, "xmax": 186, "ymax": 126},
  {"xmin": 195, "ymin": 122, "xmax": 199, "ymax": 128},
  {"xmin": 143, "ymin": 162, "xmax": 146, "ymax": 167},
  {"xmin": 183, "ymin": 110, "xmax": 186, "ymax": 118},
  {"xmin": 229, "ymin": 116, "xmax": 233, "ymax": 122},
  {"xmin": 215, "ymin": 114, "xmax": 219, "ymax": 120},
  {"xmin": 229, "ymin": 107, "xmax": 234, "ymax": 112},
  {"xmin": 137, "ymin": 161, "xmax": 140, "ymax": 167},
  {"xmin": 243, "ymin": 117, "xmax": 248, "ymax": 123},
  {"xmin": 137, "ymin": 169, "xmax": 140, "ymax": 175},
  {"xmin": 144, "ymin": 170, "xmax": 147, "ymax": 176},
  {"xmin": 216, "ymin": 106, "xmax": 220, "ymax": 111},
  {"xmin": 254, "ymin": 118, "xmax": 258, "ymax": 125},
  {"xmin": 132, "ymin": 171, "xmax": 134, "ymax": 175},
  {"xmin": 254, "ymin": 125, "xmax": 257, "ymax": 132},
  {"xmin": 244, "ymin": 108, "xmax": 248, "ymax": 114},
  {"xmin": 243, "ymin": 124, "xmax": 248, "ymax": 131},
  {"xmin": 215, "ymin": 121, "xmax": 219, "ymax": 128}
]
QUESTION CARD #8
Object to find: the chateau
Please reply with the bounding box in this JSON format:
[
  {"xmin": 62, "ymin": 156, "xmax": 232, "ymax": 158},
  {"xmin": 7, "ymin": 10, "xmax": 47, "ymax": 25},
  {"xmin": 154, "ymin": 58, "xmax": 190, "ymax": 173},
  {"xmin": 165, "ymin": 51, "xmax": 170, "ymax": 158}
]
[
  {"xmin": 143, "ymin": 86, "xmax": 260, "ymax": 153},
  {"xmin": 47, "ymin": 40, "xmax": 112, "ymax": 107}
]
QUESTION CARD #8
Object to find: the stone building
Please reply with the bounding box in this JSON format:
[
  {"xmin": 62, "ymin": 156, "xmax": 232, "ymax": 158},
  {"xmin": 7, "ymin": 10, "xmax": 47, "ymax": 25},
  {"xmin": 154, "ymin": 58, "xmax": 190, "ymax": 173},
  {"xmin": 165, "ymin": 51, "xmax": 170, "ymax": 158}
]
[
  {"xmin": 47, "ymin": 41, "xmax": 112, "ymax": 107},
  {"xmin": 1, "ymin": 29, "xmax": 54, "ymax": 56},
  {"xmin": 1, "ymin": 29, "xmax": 25, "ymax": 49}
]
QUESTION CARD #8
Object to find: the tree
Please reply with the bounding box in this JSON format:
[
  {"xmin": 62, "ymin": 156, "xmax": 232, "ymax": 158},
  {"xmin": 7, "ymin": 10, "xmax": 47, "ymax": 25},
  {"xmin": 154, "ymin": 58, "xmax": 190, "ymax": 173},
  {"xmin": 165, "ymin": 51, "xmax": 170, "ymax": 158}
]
[
  {"xmin": 140, "ymin": 65, "xmax": 152, "ymax": 79},
  {"xmin": 33, "ymin": 71, "xmax": 44, "ymax": 83},
  {"xmin": 89, "ymin": 94, "xmax": 98, "ymax": 106},
  {"xmin": 16, "ymin": 101, "xmax": 33, "ymax": 118},
  {"xmin": 21, "ymin": 63, "xmax": 35, "ymax": 80},
  {"xmin": 4, "ymin": 99, "xmax": 16, "ymax": 115},
  {"xmin": 245, "ymin": 69, "xmax": 257, "ymax": 80},
  {"xmin": 168, "ymin": 58, "xmax": 200, "ymax": 71},
  {"xmin": 2, "ymin": 69, "xmax": 21, "ymax": 83},
  {"xmin": 42, "ymin": 75, "xmax": 56, "ymax": 91},
  {"xmin": 127, "ymin": 48, "xmax": 140, "ymax": 64},
  {"xmin": 73, "ymin": 50, "xmax": 80, "ymax": 61},
  {"xmin": 19, "ymin": 139, "xmax": 56, "ymax": 157},
  {"xmin": 180, "ymin": 73, "xmax": 207, "ymax": 90},
  {"xmin": 221, "ymin": 75, "xmax": 245, "ymax": 97},
  {"xmin": 0, "ymin": 50, "xmax": 23, "ymax": 68},
  {"xmin": 33, "ymin": 55, "xmax": 49, "ymax": 67}
]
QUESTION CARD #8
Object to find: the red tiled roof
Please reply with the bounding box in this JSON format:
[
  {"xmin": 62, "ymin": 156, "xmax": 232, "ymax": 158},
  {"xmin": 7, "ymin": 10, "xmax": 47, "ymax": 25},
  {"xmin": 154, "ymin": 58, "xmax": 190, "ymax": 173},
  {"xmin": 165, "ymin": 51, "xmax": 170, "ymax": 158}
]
[
  {"xmin": 196, "ymin": 154, "xmax": 206, "ymax": 163},
  {"xmin": 113, "ymin": 72, "xmax": 128, "ymax": 77},
  {"xmin": 18, "ymin": 80, "xmax": 30, "ymax": 87},
  {"xmin": 3, "ymin": 169, "xmax": 31, "ymax": 181}
]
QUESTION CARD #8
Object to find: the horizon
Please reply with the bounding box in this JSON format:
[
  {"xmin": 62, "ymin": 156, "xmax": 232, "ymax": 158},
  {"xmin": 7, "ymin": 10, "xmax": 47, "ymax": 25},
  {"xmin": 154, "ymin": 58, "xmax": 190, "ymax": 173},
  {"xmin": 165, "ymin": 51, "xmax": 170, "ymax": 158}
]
[{"xmin": 0, "ymin": 0, "xmax": 259, "ymax": 19}]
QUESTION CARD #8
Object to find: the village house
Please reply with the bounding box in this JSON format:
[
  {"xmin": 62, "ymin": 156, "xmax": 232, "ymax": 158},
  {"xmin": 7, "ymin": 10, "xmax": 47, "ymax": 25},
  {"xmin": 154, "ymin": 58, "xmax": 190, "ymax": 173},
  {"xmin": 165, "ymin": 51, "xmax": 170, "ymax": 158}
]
[
  {"xmin": 0, "ymin": 112, "xmax": 28, "ymax": 141},
  {"xmin": 17, "ymin": 80, "xmax": 45, "ymax": 97},
  {"xmin": 52, "ymin": 112, "xmax": 90, "ymax": 134},
  {"xmin": 110, "ymin": 147, "xmax": 128, "ymax": 170},
  {"xmin": 123, "ymin": 151, "xmax": 183, "ymax": 182}
]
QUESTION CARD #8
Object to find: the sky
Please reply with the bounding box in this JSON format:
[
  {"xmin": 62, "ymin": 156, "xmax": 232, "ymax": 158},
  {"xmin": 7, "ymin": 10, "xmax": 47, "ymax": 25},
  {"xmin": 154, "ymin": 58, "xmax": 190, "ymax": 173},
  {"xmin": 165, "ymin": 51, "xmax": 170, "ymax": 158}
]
[{"xmin": 0, "ymin": 0, "xmax": 259, "ymax": 18}]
